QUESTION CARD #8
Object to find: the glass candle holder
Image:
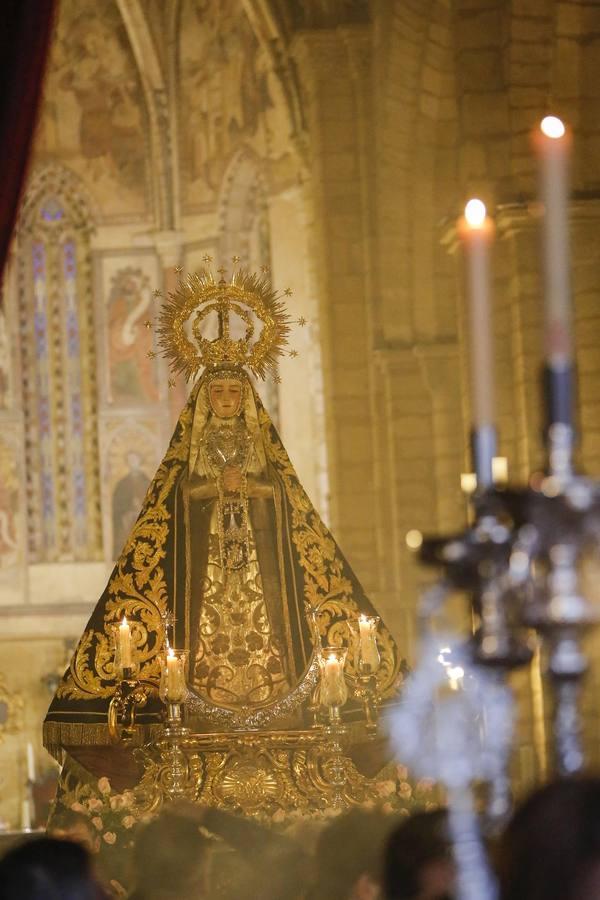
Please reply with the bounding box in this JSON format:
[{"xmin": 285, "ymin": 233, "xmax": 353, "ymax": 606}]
[
  {"xmin": 357, "ymin": 614, "xmax": 381, "ymax": 673},
  {"xmin": 319, "ymin": 647, "xmax": 348, "ymax": 709},
  {"xmin": 159, "ymin": 648, "xmax": 188, "ymax": 704}
]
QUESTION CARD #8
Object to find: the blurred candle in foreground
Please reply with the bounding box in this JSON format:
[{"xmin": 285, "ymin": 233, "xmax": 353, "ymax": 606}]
[
  {"xmin": 459, "ymin": 198, "xmax": 497, "ymax": 489},
  {"xmin": 26, "ymin": 742, "xmax": 36, "ymax": 783},
  {"xmin": 535, "ymin": 116, "xmax": 572, "ymax": 374}
]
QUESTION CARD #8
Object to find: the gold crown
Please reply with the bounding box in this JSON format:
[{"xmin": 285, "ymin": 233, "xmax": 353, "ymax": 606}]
[{"xmin": 156, "ymin": 264, "xmax": 295, "ymax": 382}]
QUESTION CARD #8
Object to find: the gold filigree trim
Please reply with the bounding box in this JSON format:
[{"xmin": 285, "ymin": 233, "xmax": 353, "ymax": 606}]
[{"xmin": 185, "ymin": 652, "xmax": 320, "ymax": 730}]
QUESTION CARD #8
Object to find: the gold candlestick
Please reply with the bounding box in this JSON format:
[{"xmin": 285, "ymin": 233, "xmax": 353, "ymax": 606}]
[
  {"xmin": 108, "ymin": 623, "xmax": 148, "ymax": 745},
  {"xmin": 159, "ymin": 648, "xmax": 189, "ymax": 736}
]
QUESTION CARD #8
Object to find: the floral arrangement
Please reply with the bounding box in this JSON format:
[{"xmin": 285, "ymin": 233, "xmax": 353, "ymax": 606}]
[
  {"xmin": 66, "ymin": 776, "xmax": 140, "ymax": 849},
  {"xmin": 271, "ymin": 764, "xmax": 439, "ymax": 827}
]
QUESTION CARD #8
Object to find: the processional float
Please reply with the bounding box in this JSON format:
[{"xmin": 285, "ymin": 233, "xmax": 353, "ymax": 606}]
[
  {"xmin": 391, "ymin": 116, "xmax": 600, "ymax": 900},
  {"xmin": 44, "ymin": 262, "xmax": 407, "ymax": 827}
]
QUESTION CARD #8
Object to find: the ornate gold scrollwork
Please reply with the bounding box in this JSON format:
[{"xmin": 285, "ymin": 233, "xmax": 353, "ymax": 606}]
[
  {"xmin": 107, "ymin": 679, "xmax": 149, "ymax": 745},
  {"xmin": 135, "ymin": 729, "xmax": 383, "ymax": 819}
]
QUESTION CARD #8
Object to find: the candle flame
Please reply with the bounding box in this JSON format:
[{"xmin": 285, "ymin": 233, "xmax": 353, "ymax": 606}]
[
  {"xmin": 121, "ymin": 615, "xmax": 127, "ymax": 627},
  {"xmin": 464, "ymin": 198, "xmax": 487, "ymax": 228},
  {"xmin": 540, "ymin": 115, "xmax": 565, "ymax": 139},
  {"xmin": 405, "ymin": 528, "xmax": 423, "ymax": 550},
  {"xmin": 167, "ymin": 646, "xmax": 175, "ymax": 658}
]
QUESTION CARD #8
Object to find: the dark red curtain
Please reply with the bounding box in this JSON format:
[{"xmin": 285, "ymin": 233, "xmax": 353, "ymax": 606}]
[{"xmin": 0, "ymin": 0, "xmax": 57, "ymax": 282}]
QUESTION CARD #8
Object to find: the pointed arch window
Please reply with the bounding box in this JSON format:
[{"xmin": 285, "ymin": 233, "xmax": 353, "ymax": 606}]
[{"xmin": 17, "ymin": 168, "xmax": 102, "ymax": 562}]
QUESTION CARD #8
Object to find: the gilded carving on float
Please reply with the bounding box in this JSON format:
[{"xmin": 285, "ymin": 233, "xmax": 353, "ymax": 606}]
[{"xmin": 45, "ymin": 262, "xmax": 405, "ymax": 827}]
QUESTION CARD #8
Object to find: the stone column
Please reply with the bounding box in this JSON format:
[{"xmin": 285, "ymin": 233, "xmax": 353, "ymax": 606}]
[
  {"xmin": 291, "ymin": 28, "xmax": 380, "ymax": 592},
  {"xmin": 153, "ymin": 230, "xmax": 186, "ymax": 429}
]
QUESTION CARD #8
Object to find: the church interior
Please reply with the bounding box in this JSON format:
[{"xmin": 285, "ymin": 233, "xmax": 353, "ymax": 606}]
[{"xmin": 1, "ymin": 0, "xmax": 600, "ymax": 896}]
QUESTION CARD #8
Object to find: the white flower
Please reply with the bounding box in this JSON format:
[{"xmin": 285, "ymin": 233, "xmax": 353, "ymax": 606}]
[
  {"xmin": 87, "ymin": 798, "xmax": 104, "ymax": 812},
  {"xmin": 103, "ymin": 832, "xmax": 117, "ymax": 845},
  {"xmin": 416, "ymin": 778, "xmax": 434, "ymax": 794},
  {"xmin": 97, "ymin": 777, "xmax": 111, "ymax": 795},
  {"xmin": 375, "ymin": 780, "xmax": 396, "ymax": 798},
  {"xmin": 122, "ymin": 816, "xmax": 136, "ymax": 829},
  {"xmin": 92, "ymin": 817, "xmax": 103, "ymax": 831},
  {"xmin": 70, "ymin": 802, "xmax": 86, "ymax": 814},
  {"xmin": 398, "ymin": 781, "xmax": 412, "ymax": 798}
]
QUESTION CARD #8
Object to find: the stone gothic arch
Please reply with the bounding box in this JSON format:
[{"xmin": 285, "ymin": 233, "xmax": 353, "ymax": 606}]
[
  {"xmin": 217, "ymin": 147, "xmax": 280, "ymax": 419},
  {"xmin": 217, "ymin": 147, "xmax": 271, "ymax": 267}
]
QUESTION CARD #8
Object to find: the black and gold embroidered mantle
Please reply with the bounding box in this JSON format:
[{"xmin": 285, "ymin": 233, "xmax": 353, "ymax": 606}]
[{"xmin": 44, "ymin": 373, "xmax": 401, "ymax": 758}]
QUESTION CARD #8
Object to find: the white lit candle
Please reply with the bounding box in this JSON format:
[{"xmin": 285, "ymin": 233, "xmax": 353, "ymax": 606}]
[
  {"xmin": 459, "ymin": 198, "xmax": 497, "ymax": 488},
  {"xmin": 358, "ymin": 615, "xmax": 380, "ymax": 671},
  {"xmin": 320, "ymin": 651, "xmax": 348, "ymax": 708},
  {"xmin": 118, "ymin": 616, "xmax": 133, "ymax": 669},
  {"xmin": 166, "ymin": 648, "xmax": 184, "ymax": 700},
  {"xmin": 535, "ymin": 116, "xmax": 572, "ymax": 372},
  {"xmin": 26, "ymin": 742, "xmax": 36, "ymax": 783},
  {"xmin": 21, "ymin": 797, "xmax": 32, "ymax": 831}
]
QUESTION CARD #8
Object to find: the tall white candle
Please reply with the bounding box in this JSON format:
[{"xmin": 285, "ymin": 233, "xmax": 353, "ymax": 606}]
[
  {"xmin": 21, "ymin": 797, "xmax": 32, "ymax": 831},
  {"xmin": 535, "ymin": 116, "xmax": 572, "ymax": 371},
  {"xmin": 119, "ymin": 616, "xmax": 132, "ymax": 669},
  {"xmin": 26, "ymin": 742, "xmax": 36, "ymax": 783},
  {"xmin": 321, "ymin": 652, "xmax": 347, "ymax": 708},
  {"xmin": 459, "ymin": 199, "xmax": 497, "ymax": 488},
  {"xmin": 461, "ymin": 199, "xmax": 495, "ymax": 429},
  {"xmin": 166, "ymin": 648, "xmax": 185, "ymax": 700}
]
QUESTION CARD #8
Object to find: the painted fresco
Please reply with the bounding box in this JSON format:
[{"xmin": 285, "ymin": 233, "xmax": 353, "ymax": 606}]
[
  {"xmin": 36, "ymin": 0, "xmax": 148, "ymax": 218},
  {"xmin": 0, "ymin": 308, "xmax": 11, "ymax": 413},
  {"xmin": 103, "ymin": 424, "xmax": 159, "ymax": 560},
  {"xmin": 179, "ymin": 0, "xmax": 292, "ymax": 209},
  {"xmin": 0, "ymin": 438, "xmax": 21, "ymax": 573},
  {"xmin": 99, "ymin": 255, "xmax": 161, "ymax": 408}
]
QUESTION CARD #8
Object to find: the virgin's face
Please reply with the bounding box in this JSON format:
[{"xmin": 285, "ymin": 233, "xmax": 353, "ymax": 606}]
[{"xmin": 208, "ymin": 378, "xmax": 243, "ymax": 418}]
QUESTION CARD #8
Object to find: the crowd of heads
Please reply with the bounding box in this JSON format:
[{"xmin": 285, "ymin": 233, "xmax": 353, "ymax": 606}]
[{"xmin": 2, "ymin": 777, "xmax": 600, "ymax": 900}]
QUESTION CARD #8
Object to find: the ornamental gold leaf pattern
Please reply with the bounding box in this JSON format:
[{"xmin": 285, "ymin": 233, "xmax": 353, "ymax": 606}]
[
  {"xmin": 258, "ymin": 410, "xmax": 400, "ymax": 699},
  {"xmin": 57, "ymin": 406, "xmax": 193, "ymax": 700}
]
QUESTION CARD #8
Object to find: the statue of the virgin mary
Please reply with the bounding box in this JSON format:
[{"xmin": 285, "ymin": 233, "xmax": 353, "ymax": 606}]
[{"xmin": 44, "ymin": 266, "xmax": 401, "ymax": 783}]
